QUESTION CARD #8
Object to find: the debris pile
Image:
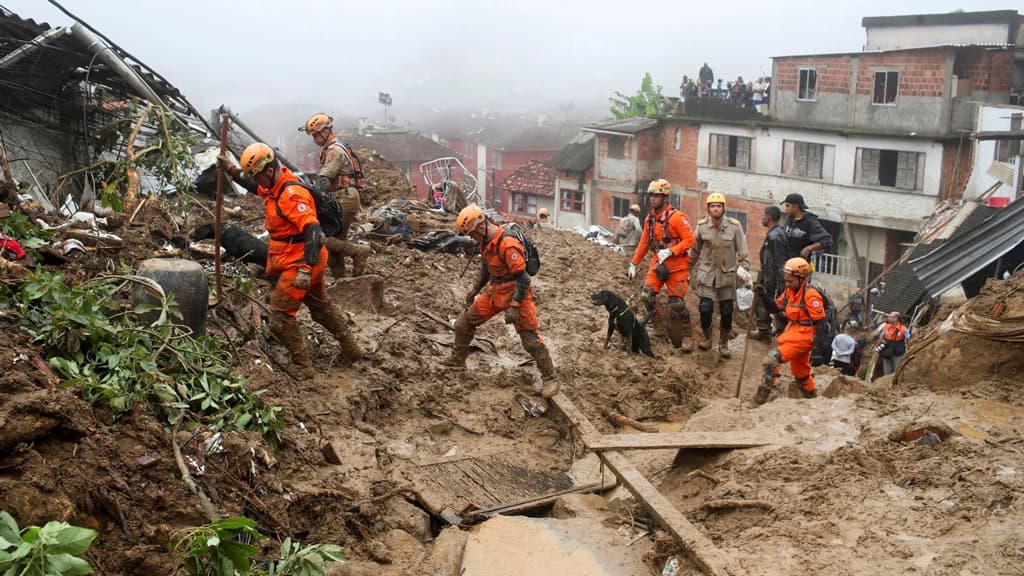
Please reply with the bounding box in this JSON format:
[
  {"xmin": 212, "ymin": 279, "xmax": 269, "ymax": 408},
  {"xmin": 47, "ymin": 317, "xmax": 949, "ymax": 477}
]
[{"xmin": 357, "ymin": 149, "xmax": 418, "ymax": 207}]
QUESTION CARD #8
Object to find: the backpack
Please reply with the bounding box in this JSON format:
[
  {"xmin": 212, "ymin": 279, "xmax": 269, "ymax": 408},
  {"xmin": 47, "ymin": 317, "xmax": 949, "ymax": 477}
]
[
  {"xmin": 500, "ymin": 229, "xmax": 541, "ymax": 276},
  {"xmin": 782, "ymin": 283, "xmax": 838, "ymax": 367},
  {"xmin": 333, "ymin": 140, "xmax": 365, "ymax": 188},
  {"xmin": 273, "ymin": 179, "xmax": 344, "ymax": 237}
]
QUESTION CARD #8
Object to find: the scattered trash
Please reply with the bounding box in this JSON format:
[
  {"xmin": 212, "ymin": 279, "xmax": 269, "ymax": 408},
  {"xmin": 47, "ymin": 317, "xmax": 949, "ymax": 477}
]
[
  {"xmin": 515, "ymin": 392, "xmax": 547, "ymax": 417},
  {"xmin": 204, "ymin": 432, "xmax": 224, "ymax": 455},
  {"xmin": 12, "ymin": 352, "xmax": 28, "ymax": 364},
  {"xmin": 136, "ymin": 454, "xmax": 159, "ymax": 468},
  {"xmin": 185, "ymin": 454, "xmax": 205, "ymax": 476},
  {"xmin": 916, "ymin": 430, "xmax": 942, "ymax": 447},
  {"xmin": 662, "ymin": 556, "xmax": 680, "ymax": 576}
]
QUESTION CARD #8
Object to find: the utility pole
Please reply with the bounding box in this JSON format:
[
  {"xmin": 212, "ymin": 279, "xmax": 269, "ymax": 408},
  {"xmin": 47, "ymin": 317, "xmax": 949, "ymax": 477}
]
[{"xmin": 378, "ymin": 92, "xmax": 392, "ymax": 127}]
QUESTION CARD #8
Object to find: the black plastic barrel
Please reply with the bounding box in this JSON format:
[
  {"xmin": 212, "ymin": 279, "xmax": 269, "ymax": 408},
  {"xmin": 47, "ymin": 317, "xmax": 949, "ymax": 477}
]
[{"xmin": 132, "ymin": 259, "xmax": 208, "ymax": 337}]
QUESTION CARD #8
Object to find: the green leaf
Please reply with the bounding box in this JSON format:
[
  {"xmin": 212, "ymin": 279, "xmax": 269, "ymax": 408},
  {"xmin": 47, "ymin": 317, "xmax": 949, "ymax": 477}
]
[
  {"xmin": 206, "ymin": 535, "xmax": 220, "ymax": 547},
  {"xmin": 51, "ymin": 525, "xmax": 97, "ymax": 555},
  {"xmin": 0, "ymin": 513, "xmax": 19, "ymax": 544},
  {"xmin": 44, "ymin": 553, "xmax": 93, "ymax": 575}
]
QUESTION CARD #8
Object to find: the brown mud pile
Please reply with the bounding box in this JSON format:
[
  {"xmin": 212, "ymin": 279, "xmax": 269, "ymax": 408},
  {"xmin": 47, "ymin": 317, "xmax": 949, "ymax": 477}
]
[{"xmin": 1, "ymin": 187, "xmax": 1022, "ymax": 574}]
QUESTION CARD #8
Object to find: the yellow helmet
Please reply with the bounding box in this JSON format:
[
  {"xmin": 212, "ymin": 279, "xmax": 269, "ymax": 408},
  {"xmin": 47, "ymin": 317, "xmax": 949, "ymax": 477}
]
[
  {"xmin": 302, "ymin": 113, "xmax": 333, "ymax": 135},
  {"xmin": 538, "ymin": 208, "xmax": 550, "ymax": 218},
  {"xmin": 239, "ymin": 142, "xmax": 275, "ymax": 177},
  {"xmin": 706, "ymin": 192, "xmax": 726, "ymax": 208},
  {"xmin": 648, "ymin": 179, "xmax": 671, "ymax": 195},
  {"xmin": 783, "ymin": 257, "xmax": 811, "ymax": 278},
  {"xmin": 630, "ymin": 203, "xmax": 641, "ymax": 213},
  {"xmin": 456, "ymin": 204, "xmax": 486, "ymax": 235}
]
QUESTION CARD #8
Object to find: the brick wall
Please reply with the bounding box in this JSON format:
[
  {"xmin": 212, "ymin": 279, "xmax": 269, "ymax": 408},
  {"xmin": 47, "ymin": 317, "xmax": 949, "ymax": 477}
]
[
  {"xmin": 662, "ymin": 123, "xmax": 699, "ymax": 189},
  {"xmin": 959, "ymin": 48, "xmax": 1014, "ymax": 93},
  {"xmin": 855, "ymin": 49, "xmax": 948, "ymax": 98},
  {"xmin": 938, "ymin": 139, "xmax": 975, "ymax": 202},
  {"xmin": 775, "ymin": 55, "xmax": 854, "ymax": 94},
  {"xmin": 636, "ymin": 130, "xmax": 662, "ymax": 161}
]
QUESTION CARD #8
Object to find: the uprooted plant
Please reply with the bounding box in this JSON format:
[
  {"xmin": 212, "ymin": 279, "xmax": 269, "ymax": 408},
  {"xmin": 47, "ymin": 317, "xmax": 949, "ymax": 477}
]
[
  {"xmin": 172, "ymin": 517, "xmax": 344, "ymax": 576},
  {"xmin": 9, "ymin": 270, "xmax": 283, "ymax": 445},
  {"xmin": 0, "ymin": 511, "xmax": 98, "ymax": 576}
]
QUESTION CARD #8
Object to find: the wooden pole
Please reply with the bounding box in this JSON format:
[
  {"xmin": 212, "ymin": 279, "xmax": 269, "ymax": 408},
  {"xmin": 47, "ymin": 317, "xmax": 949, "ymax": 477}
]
[
  {"xmin": 735, "ymin": 306, "xmax": 755, "ymax": 398},
  {"xmin": 214, "ymin": 114, "xmax": 228, "ymax": 303}
]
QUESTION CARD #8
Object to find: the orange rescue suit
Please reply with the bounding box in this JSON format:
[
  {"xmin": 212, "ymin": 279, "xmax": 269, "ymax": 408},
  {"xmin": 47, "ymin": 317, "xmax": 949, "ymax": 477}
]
[
  {"xmin": 773, "ymin": 283, "xmax": 826, "ymax": 392},
  {"xmin": 468, "ymin": 225, "xmax": 540, "ymax": 336},
  {"xmin": 259, "ymin": 166, "xmax": 328, "ymax": 315},
  {"xmin": 631, "ymin": 204, "xmax": 695, "ymax": 298}
]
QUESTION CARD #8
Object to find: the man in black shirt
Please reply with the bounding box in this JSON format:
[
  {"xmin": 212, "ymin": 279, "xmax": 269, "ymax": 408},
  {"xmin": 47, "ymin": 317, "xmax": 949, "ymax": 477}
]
[{"xmin": 781, "ymin": 193, "xmax": 832, "ymax": 259}]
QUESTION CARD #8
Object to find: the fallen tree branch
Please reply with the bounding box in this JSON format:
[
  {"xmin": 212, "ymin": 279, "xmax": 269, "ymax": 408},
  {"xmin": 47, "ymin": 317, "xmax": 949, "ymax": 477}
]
[
  {"xmin": 602, "ymin": 408, "xmax": 659, "ymax": 433},
  {"xmin": 123, "ymin": 103, "xmax": 152, "ymax": 216},
  {"xmin": 701, "ymin": 498, "xmax": 774, "ymax": 512},
  {"xmin": 171, "ymin": 425, "xmax": 220, "ymax": 522}
]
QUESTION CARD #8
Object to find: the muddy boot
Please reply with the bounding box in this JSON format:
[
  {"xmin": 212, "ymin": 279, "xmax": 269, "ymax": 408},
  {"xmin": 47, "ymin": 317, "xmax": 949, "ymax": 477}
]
[
  {"xmin": 323, "ymin": 237, "xmax": 347, "ymax": 278},
  {"xmin": 350, "ymin": 243, "xmax": 371, "ymax": 277},
  {"xmin": 797, "ymin": 377, "xmax": 817, "ymax": 399},
  {"xmin": 270, "ymin": 313, "xmax": 315, "ymax": 380},
  {"xmin": 308, "ymin": 298, "xmax": 366, "ymax": 366},
  {"xmin": 719, "ymin": 331, "xmax": 732, "ymax": 359},
  {"xmin": 534, "ymin": 346, "xmax": 559, "ymax": 398},
  {"xmin": 753, "ymin": 382, "xmax": 772, "ymax": 405},
  {"xmin": 445, "ymin": 318, "xmax": 473, "ymax": 369},
  {"xmin": 755, "ymin": 352, "xmax": 780, "ymax": 404},
  {"xmin": 697, "ymin": 327, "xmax": 712, "ymax": 351}
]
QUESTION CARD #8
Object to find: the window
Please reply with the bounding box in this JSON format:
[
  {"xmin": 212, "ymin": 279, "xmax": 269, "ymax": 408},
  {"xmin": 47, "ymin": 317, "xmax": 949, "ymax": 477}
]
[
  {"xmin": 709, "ymin": 134, "xmax": 753, "ymax": 170},
  {"xmin": 608, "ymin": 136, "xmax": 625, "ymax": 159},
  {"xmin": 725, "ymin": 209, "xmax": 747, "ymax": 232},
  {"xmin": 872, "ymin": 71, "xmax": 899, "ymax": 105},
  {"xmin": 512, "ymin": 193, "xmax": 538, "ymax": 215},
  {"xmin": 674, "ymin": 128, "xmax": 682, "ymax": 151},
  {"xmin": 855, "ymin": 148, "xmax": 923, "ymax": 190},
  {"xmin": 613, "ymin": 197, "xmax": 632, "ymax": 218},
  {"xmin": 560, "ymin": 188, "xmax": 584, "ymax": 213},
  {"xmin": 669, "ymin": 192, "xmax": 682, "ymax": 209},
  {"xmin": 798, "ymin": 68, "xmax": 817, "ymax": 101},
  {"xmin": 995, "ymin": 114, "xmax": 1023, "ymax": 162},
  {"xmin": 782, "ymin": 140, "xmax": 834, "ymax": 180},
  {"xmin": 490, "ymin": 152, "xmax": 502, "ymax": 169}
]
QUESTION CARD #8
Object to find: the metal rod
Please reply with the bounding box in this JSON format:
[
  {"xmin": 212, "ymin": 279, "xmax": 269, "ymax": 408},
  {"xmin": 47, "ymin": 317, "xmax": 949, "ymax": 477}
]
[
  {"xmin": 214, "ymin": 114, "xmax": 228, "ymax": 304},
  {"xmin": 0, "ymin": 27, "xmax": 70, "ymax": 70},
  {"xmin": 69, "ymin": 24, "xmax": 168, "ymax": 114}
]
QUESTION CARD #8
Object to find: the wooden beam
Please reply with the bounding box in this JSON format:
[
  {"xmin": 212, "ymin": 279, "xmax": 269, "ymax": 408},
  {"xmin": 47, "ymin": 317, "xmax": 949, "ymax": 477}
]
[
  {"xmin": 588, "ymin": 431, "xmax": 770, "ymax": 452},
  {"xmin": 550, "ymin": 393, "xmax": 744, "ymax": 576}
]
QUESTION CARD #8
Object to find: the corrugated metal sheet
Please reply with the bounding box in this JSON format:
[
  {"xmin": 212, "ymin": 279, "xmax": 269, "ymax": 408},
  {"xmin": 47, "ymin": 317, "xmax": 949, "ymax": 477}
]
[{"xmin": 909, "ymin": 197, "xmax": 1024, "ymax": 297}]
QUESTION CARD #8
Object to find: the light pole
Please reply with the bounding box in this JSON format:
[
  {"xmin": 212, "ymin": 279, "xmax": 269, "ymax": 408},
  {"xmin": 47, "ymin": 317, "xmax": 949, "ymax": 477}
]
[{"xmin": 378, "ymin": 92, "xmax": 392, "ymax": 127}]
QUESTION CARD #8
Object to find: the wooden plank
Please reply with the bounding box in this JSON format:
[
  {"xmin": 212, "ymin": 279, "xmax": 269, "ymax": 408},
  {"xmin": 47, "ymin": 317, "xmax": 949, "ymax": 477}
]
[
  {"xmin": 551, "ymin": 393, "xmax": 744, "ymax": 576},
  {"xmin": 588, "ymin": 431, "xmax": 770, "ymax": 452}
]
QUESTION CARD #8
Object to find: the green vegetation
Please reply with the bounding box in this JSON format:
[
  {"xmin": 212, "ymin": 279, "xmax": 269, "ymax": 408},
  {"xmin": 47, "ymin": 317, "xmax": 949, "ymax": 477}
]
[
  {"xmin": 173, "ymin": 517, "xmax": 344, "ymax": 576},
  {"xmin": 609, "ymin": 72, "xmax": 667, "ymax": 119},
  {"xmin": 0, "ymin": 512, "xmax": 97, "ymax": 576},
  {"xmin": 9, "ymin": 270, "xmax": 283, "ymax": 444}
]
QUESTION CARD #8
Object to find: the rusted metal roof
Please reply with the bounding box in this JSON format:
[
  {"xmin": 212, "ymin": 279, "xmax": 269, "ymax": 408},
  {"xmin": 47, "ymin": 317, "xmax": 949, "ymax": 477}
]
[{"xmin": 500, "ymin": 159, "xmax": 557, "ymax": 197}]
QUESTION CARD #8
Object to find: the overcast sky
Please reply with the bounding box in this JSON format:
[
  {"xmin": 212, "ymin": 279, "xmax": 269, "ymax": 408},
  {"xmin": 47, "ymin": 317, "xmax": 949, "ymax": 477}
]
[{"xmin": 1, "ymin": 0, "xmax": 1014, "ymax": 125}]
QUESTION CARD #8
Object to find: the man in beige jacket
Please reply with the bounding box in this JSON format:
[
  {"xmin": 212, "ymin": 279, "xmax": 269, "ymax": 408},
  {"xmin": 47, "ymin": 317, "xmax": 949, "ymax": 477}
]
[{"xmin": 690, "ymin": 193, "xmax": 750, "ymax": 358}]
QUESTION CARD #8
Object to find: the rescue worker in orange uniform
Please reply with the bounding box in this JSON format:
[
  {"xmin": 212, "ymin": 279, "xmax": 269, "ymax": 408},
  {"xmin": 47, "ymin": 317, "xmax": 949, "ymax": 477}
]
[
  {"xmin": 628, "ymin": 179, "xmax": 697, "ymax": 351},
  {"xmin": 220, "ymin": 143, "xmax": 365, "ymax": 379},
  {"xmin": 447, "ymin": 205, "xmax": 558, "ymax": 397},
  {"xmin": 753, "ymin": 257, "xmax": 825, "ymax": 403},
  {"xmin": 301, "ymin": 113, "xmax": 371, "ymax": 278}
]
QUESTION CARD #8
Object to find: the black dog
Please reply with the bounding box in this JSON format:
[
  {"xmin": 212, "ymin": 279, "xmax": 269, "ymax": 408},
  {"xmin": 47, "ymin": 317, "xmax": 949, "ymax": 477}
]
[
  {"xmin": 189, "ymin": 223, "xmax": 268, "ymax": 266},
  {"xmin": 591, "ymin": 290, "xmax": 654, "ymax": 357}
]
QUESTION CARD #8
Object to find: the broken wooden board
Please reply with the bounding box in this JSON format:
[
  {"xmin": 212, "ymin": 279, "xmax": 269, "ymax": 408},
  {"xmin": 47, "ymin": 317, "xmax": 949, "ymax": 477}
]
[
  {"xmin": 551, "ymin": 393, "xmax": 744, "ymax": 576},
  {"xmin": 588, "ymin": 431, "xmax": 770, "ymax": 452},
  {"xmin": 409, "ymin": 450, "xmax": 575, "ymax": 520}
]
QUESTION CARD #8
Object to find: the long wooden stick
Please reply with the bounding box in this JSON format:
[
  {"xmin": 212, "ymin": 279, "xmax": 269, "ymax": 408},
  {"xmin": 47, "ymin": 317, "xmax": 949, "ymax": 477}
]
[
  {"xmin": 123, "ymin": 104, "xmax": 151, "ymax": 216},
  {"xmin": 735, "ymin": 306, "xmax": 756, "ymax": 398},
  {"xmin": 214, "ymin": 114, "xmax": 228, "ymax": 303}
]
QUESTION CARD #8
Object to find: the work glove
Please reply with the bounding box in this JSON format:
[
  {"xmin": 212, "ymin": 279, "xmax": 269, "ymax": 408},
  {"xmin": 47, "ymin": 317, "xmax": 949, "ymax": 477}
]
[
  {"xmin": 302, "ymin": 224, "xmax": 324, "ymax": 266},
  {"xmin": 464, "ymin": 290, "xmax": 478, "ymax": 307},
  {"xmin": 736, "ymin": 266, "xmax": 752, "ymax": 287},
  {"xmin": 504, "ymin": 305, "xmax": 520, "ymax": 325},
  {"xmin": 217, "ymin": 154, "xmax": 239, "ymax": 178},
  {"xmin": 627, "ymin": 263, "xmax": 637, "ymax": 280},
  {"xmin": 657, "ymin": 248, "xmax": 673, "ymax": 264},
  {"xmin": 293, "ymin": 269, "xmax": 311, "ymax": 290}
]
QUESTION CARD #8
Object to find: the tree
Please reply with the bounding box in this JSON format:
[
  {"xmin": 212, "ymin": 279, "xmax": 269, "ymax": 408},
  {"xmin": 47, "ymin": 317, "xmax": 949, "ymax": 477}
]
[{"xmin": 609, "ymin": 73, "xmax": 666, "ymax": 119}]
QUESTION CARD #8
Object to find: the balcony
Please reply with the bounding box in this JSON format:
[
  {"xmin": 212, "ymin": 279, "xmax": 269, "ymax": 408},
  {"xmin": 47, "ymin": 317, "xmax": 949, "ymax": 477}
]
[{"xmin": 811, "ymin": 252, "xmax": 856, "ymax": 279}]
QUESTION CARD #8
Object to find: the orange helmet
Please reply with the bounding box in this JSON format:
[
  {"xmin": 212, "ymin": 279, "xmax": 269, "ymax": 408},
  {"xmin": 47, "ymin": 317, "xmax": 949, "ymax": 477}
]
[
  {"xmin": 456, "ymin": 204, "xmax": 486, "ymax": 235},
  {"xmin": 239, "ymin": 142, "xmax": 275, "ymax": 177},
  {"xmin": 629, "ymin": 204, "xmax": 641, "ymax": 213},
  {"xmin": 538, "ymin": 208, "xmax": 550, "ymax": 218},
  {"xmin": 783, "ymin": 257, "xmax": 811, "ymax": 278},
  {"xmin": 648, "ymin": 179, "xmax": 671, "ymax": 195},
  {"xmin": 706, "ymin": 192, "xmax": 726, "ymax": 208},
  {"xmin": 302, "ymin": 113, "xmax": 333, "ymax": 135}
]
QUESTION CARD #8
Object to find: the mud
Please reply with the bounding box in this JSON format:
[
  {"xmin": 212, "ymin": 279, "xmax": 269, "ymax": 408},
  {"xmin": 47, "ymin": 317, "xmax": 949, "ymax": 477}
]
[{"xmin": 1, "ymin": 175, "xmax": 1022, "ymax": 574}]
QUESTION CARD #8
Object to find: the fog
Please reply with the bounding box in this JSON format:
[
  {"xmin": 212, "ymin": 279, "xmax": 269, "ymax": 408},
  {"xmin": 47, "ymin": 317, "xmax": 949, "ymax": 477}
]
[{"xmin": 1, "ymin": 0, "xmax": 1011, "ymax": 125}]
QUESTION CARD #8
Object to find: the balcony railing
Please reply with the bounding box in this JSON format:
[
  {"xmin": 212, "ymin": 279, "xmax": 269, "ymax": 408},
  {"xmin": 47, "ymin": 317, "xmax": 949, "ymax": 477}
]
[{"xmin": 811, "ymin": 252, "xmax": 855, "ymax": 279}]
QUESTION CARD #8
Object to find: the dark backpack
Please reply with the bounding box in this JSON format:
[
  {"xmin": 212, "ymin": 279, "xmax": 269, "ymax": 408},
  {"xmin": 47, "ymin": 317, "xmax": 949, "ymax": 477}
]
[
  {"xmin": 782, "ymin": 283, "xmax": 838, "ymax": 367},
  {"xmin": 501, "ymin": 229, "xmax": 540, "ymax": 276},
  {"xmin": 273, "ymin": 179, "xmax": 344, "ymax": 237}
]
